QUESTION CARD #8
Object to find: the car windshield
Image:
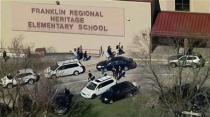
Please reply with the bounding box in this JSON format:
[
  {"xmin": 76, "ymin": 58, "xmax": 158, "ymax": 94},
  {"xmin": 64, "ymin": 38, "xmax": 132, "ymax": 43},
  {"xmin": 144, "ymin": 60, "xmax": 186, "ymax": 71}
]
[
  {"xmin": 7, "ymin": 74, "xmax": 14, "ymax": 79},
  {"xmin": 50, "ymin": 64, "xmax": 59, "ymax": 71},
  {"xmin": 86, "ymin": 82, "xmax": 97, "ymax": 90}
]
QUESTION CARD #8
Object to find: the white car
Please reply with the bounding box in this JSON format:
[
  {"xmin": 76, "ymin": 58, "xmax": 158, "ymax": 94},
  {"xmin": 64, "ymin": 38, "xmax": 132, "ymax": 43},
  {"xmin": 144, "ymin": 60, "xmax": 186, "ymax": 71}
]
[
  {"xmin": 168, "ymin": 54, "xmax": 205, "ymax": 68},
  {"xmin": 0, "ymin": 68, "xmax": 39, "ymax": 88},
  {"xmin": 81, "ymin": 76, "xmax": 117, "ymax": 99},
  {"xmin": 44, "ymin": 59, "xmax": 85, "ymax": 78}
]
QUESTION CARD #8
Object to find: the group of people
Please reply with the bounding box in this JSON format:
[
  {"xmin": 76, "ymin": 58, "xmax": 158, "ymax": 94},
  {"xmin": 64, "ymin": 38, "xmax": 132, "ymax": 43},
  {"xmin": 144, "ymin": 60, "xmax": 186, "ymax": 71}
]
[
  {"xmin": 87, "ymin": 66, "xmax": 125, "ymax": 82},
  {"xmin": 115, "ymin": 42, "xmax": 125, "ymax": 56},
  {"xmin": 111, "ymin": 66, "xmax": 125, "ymax": 80},
  {"xmin": 106, "ymin": 43, "xmax": 125, "ymax": 60},
  {"xmin": 73, "ymin": 47, "xmax": 91, "ymax": 61}
]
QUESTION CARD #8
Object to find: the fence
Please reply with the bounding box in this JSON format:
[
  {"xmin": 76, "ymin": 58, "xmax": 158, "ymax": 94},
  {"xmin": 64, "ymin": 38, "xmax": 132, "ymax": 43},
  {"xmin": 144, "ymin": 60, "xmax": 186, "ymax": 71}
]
[{"xmin": 0, "ymin": 48, "xmax": 27, "ymax": 58}]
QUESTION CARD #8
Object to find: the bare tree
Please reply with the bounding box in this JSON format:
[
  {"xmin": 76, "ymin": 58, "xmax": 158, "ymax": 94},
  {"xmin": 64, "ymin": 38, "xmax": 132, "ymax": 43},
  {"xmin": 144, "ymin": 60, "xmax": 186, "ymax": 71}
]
[
  {"xmin": 129, "ymin": 31, "xmax": 210, "ymax": 117},
  {"xmin": 1, "ymin": 35, "xmax": 91, "ymax": 117}
]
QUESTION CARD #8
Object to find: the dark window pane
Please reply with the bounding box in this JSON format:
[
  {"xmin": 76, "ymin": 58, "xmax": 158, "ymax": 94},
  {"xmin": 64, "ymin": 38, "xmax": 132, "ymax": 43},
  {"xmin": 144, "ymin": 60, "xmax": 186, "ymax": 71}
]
[
  {"xmin": 175, "ymin": 0, "xmax": 190, "ymax": 11},
  {"xmin": 176, "ymin": 0, "xmax": 182, "ymax": 3},
  {"xmin": 183, "ymin": 0, "xmax": 189, "ymax": 4}
]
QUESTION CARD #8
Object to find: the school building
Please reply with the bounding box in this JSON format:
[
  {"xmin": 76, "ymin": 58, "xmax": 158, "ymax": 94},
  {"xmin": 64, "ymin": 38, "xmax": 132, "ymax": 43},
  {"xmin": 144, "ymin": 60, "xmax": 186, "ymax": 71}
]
[{"xmin": 1, "ymin": 0, "xmax": 210, "ymax": 54}]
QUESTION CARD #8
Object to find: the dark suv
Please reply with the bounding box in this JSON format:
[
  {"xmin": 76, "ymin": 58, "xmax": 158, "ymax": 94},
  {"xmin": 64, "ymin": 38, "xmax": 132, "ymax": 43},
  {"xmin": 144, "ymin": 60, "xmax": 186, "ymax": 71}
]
[
  {"xmin": 100, "ymin": 81, "xmax": 138, "ymax": 104},
  {"xmin": 96, "ymin": 56, "xmax": 137, "ymax": 71}
]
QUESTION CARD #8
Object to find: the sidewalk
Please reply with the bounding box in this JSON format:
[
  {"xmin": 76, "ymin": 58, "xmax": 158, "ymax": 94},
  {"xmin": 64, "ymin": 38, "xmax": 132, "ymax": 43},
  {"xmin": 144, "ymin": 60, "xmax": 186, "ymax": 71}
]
[{"xmin": 36, "ymin": 45, "xmax": 210, "ymax": 67}]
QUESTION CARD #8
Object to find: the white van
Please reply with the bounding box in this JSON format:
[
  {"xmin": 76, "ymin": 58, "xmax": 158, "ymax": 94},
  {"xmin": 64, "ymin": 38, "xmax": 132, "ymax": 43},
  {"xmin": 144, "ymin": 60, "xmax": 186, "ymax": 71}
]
[
  {"xmin": 81, "ymin": 76, "xmax": 117, "ymax": 99},
  {"xmin": 44, "ymin": 59, "xmax": 85, "ymax": 78}
]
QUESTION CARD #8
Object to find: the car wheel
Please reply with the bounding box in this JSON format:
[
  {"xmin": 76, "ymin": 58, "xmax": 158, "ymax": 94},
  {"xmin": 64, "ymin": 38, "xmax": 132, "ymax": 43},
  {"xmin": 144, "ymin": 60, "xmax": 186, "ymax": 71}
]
[
  {"xmin": 192, "ymin": 63, "xmax": 198, "ymax": 69},
  {"xmin": 28, "ymin": 79, "xmax": 34, "ymax": 85},
  {"xmin": 74, "ymin": 71, "xmax": 79, "ymax": 76},
  {"xmin": 7, "ymin": 83, "xmax": 13, "ymax": 89},
  {"xmin": 109, "ymin": 100, "xmax": 114, "ymax": 104},
  {"xmin": 51, "ymin": 75, "xmax": 57, "ymax": 79},
  {"xmin": 170, "ymin": 63, "xmax": 177, "ymax": 68},
  {"xmin": 124, "ymin": 66, "xmax": 129, "ymax": 71},
  {"xmin": 91, "ymin": 94, "xmax": 96, "ymax": 99}
]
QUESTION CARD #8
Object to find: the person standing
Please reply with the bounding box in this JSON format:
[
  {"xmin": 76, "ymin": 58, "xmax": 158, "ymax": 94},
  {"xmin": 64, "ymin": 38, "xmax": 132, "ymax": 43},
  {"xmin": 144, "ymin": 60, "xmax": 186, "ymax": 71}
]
[
  {"xmin": 111, "ymin": 67, "xmax": 117, "ymax": 79},
  {"xmin": 88, "ymin": 70, "xmax": 95, "ymax": 82},
  {"xmin": 27, "ymin": 47, "xmax": 31, "ymax": 58},
  {"xmin": 119, "ymin": 45, "xmax": 125, "ymax": 55},
  {"xmin": 107, "ymin": 46, "xmax": 113, "ymax": 59},
  {"xmin": 83, "ymin": 51, "xmax": 91, "ymax": 61},
  {"xmin": 117, "ymin": 66, "xmax": 125, "ymax": 80},
  {"xmin": 3, "ymin": 50, "xmax": 7, "ymax": 62},
  {"xmin": 73, "ymin": 48, "xmax": 78, "ymax": 59}
]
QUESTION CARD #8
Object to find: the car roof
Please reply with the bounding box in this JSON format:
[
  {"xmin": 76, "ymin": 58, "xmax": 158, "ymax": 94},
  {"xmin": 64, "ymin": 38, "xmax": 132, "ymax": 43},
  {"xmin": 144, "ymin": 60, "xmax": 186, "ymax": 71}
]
[
  {"xmin": 17, "ymin": 68, "xmax": 34, "ymax": 74},
  {"xmin": 57, "ymin": 59, "xmax": 80, "ymax": 65},
  {"xmin": 92, "ymin": 76, "xmax": 114, "ymax": 84},
  {"xmin": 111, "ymin": 56, "xmax": 129, "ymax": 61},
  {"xmin": 111, "ymin": 81, "xmax": 134, "ymax": 90}
]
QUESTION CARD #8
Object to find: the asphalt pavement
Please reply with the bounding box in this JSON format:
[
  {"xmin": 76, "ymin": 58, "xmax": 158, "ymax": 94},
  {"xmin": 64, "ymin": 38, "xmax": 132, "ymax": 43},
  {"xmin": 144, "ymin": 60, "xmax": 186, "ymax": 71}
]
[{"xmin": 54, "ymin": 62, "xmax": 173, "ymax": 94}]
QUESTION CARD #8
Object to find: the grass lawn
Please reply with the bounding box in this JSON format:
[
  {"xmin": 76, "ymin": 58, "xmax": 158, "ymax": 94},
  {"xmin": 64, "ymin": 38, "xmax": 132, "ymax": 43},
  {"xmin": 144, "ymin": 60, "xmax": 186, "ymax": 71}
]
[{"xmin": 78, "ymin": 94, "xmax": 172, "ymax": 117}]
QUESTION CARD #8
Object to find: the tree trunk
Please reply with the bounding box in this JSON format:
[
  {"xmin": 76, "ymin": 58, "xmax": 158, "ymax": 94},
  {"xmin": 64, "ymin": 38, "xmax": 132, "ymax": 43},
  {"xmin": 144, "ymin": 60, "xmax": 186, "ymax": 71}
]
[{"xmin": 184, "ymin": 38, "xmax": 189, "ymax": 54}]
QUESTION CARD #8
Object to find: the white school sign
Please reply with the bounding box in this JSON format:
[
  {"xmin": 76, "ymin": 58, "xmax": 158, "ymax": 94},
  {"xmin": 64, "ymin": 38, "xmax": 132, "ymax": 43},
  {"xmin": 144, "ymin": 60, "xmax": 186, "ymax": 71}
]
[{"xmin": 12, "ymin": 2, "xmax": 125, "ymax": 36}]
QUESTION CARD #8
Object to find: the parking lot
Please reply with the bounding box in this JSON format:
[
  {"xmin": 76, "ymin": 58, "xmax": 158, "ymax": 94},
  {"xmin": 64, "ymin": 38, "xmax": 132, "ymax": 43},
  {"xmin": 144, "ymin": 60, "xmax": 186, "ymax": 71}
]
[{"xmin": 1, "ymin": 46, "xmax": 210, "ymax": 117}]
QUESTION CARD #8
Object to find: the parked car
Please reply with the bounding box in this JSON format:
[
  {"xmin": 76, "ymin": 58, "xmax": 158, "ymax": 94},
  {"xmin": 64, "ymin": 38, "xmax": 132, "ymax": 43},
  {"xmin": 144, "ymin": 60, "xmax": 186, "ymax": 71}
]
[
  {"xmin": 52, "ymin": 88, "xmax": 73, "ymax": 115},
  {"xmin": 168, "ymin": 54, "xmax": 205, "ymax": 68},
  {"xmin": 81, "ymin": 76, "xmax": 117, "ymax": 99},
  {"xmin": 44, "ymin": 59, "xmax": 85, "ymax": 78},
  {"xmin": 100, "ymin": 81, "xmax": 138, "ymax": 104},
  {"xmin": 96, "ymin": 56, "xmax": 137, "ymax": 71},
  {"xmin": 0, "ymin": 68, "xmax": 39, "ymax": 88}
]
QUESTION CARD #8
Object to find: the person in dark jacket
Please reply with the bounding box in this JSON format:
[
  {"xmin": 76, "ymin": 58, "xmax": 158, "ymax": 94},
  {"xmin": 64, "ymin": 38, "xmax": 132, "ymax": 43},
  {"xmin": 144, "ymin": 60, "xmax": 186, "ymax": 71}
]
[
  {"xmin": 83, "ymin": 51, "xmax": 91, "ymax": 61},
  {"xmin": 3, "ymin": 50, "xmax": 7, "ymax": 62},
  {"xmin": 88, "ymin": 70, "xmax": 95, "ymax": 82}
]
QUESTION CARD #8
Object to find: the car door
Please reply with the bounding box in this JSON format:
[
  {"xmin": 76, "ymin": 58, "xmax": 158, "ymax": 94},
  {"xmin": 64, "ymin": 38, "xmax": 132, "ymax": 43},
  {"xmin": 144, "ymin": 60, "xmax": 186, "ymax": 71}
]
[
  {"xmin": 21, "ymin": 73, "xmax": 33, "ymax": 82},
  {"xmin": 65, "ymin": 64, "xmax": 81, "ymax": 75},
  {"xmin": 178, "ymin": 56, "xmax": 187, "ymax": 66},
  {"xmin": 186, "ymin": 56, "xmax": 196, "ymax": 66},
  {"xmin": 63, "ymin": 64, "xmax": 73, "ymax": 76},
  {"xmin": 112, "ymin": 61, "xmax": 120, "ymax": 68},
  {"xmin": 96, "ymin": 80, "xmax": 114, "ymax": 95},
  {"xmin": 62, "ymin": 64, "xmax": 74, "ymax": 76},
  {"xmin": 106, "ymin": 62, "xmax": 114, "ymax": 70},
  {"xmin": 56, "ymin": 66, "xmax": 65, "ymax": 77},
  {"xmin": 118, "ymin": 60, "xmax": 126, "ymax": 68},
  {"xmin": 115, "ymin": 89, "xmax": 123, "ymax": 100},
  {"xmin": 16, "ymin": 73, "xmax": 27, "ymax": 84}
]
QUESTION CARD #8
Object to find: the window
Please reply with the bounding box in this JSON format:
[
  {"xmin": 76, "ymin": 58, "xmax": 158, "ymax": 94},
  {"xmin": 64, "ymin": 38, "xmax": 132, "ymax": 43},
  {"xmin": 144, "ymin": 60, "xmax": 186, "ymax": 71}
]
[
  {"xmin": 98, "ymin": 80, "xmax": 114, "ymax": 89},
  {"xmin": 58, "ymin": 64, "xmax": 79, "ymax": 70},
  {"xmin": 187, "ymin": 57, "xmax": 196, "ymax": 60},
  {"xmin": 58, "ymin": 66, "xmax": 65, "ymax": 70},
  {"xmin": 51, "ymin": 64, "xmax": 59, "ymax": 71},
  {"xmin": 179, "ymin": 56, "xmax": 187, "ymax": 61},
  {"xmin": 17, "ymin": 73, "xmax": 32, "ymax": 78},
  {"xmin": 65, "ymin": 64, "xmax": 79, "ymax": 69},
  {"xmin": 175, "ymin": 0, "xmax": 190, "ymax": 11},
  {"xmin": 86, "ymin": 82, "xmax": 97, "ymax": 90}
]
